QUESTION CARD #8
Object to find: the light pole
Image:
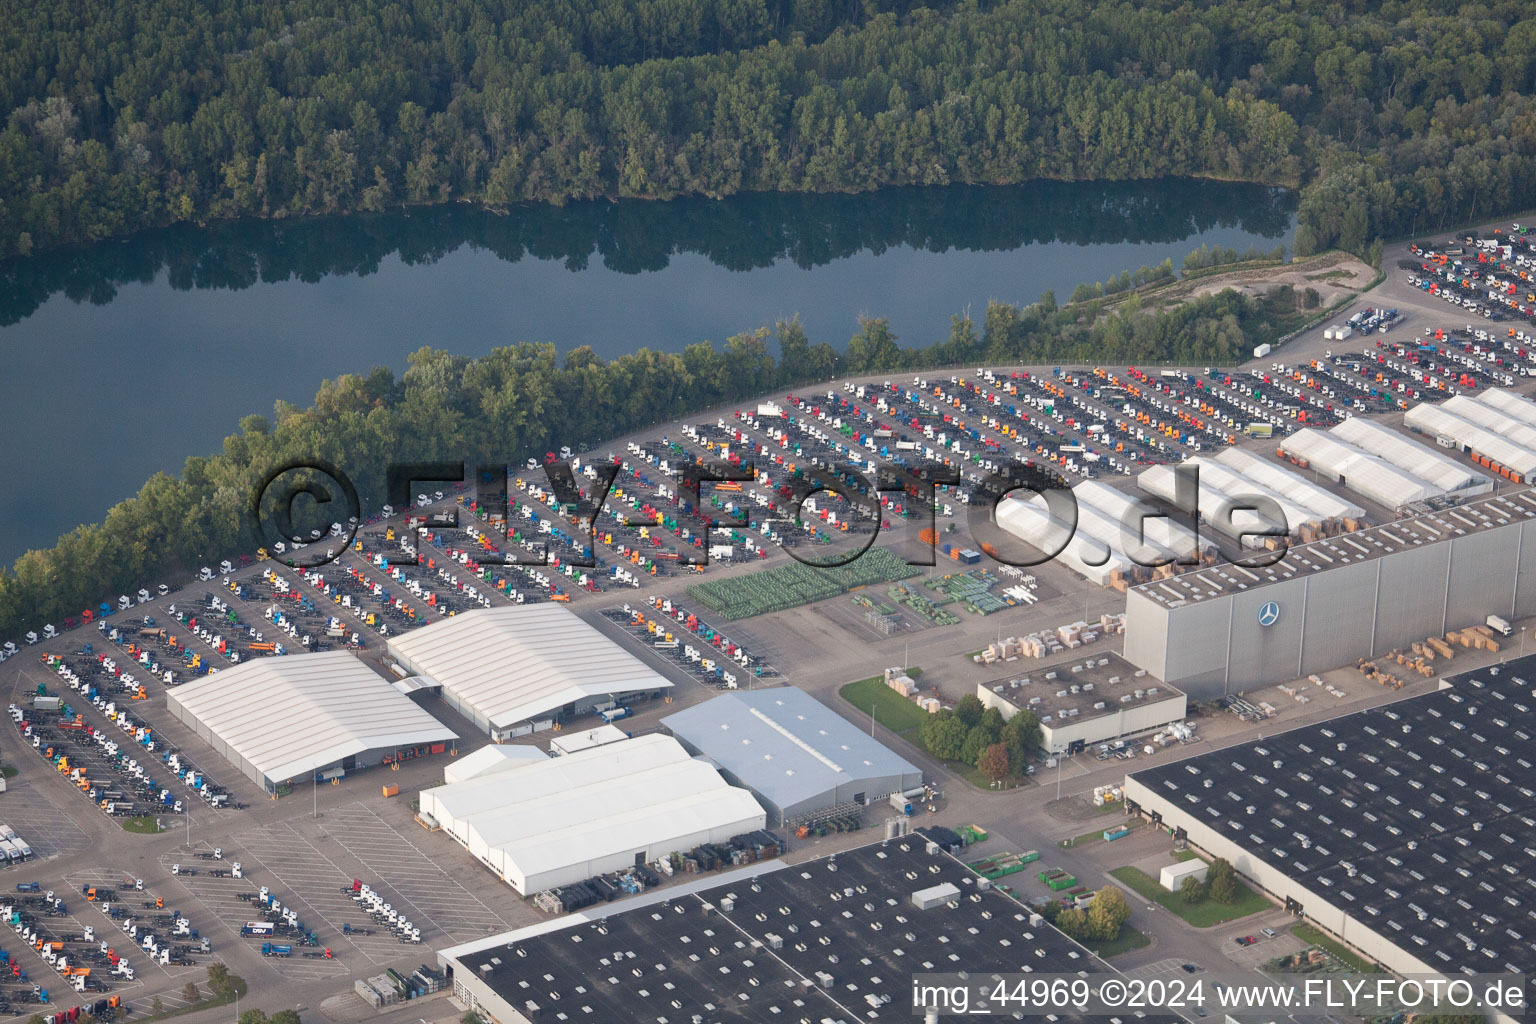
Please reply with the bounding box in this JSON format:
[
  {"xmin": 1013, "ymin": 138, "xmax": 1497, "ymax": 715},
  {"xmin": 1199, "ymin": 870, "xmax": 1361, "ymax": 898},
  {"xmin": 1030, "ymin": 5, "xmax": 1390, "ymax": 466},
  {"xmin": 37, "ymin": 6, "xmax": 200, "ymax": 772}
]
[{"xmin": 313, "ymin": 771, "xmax": 319, "ymax": 819}]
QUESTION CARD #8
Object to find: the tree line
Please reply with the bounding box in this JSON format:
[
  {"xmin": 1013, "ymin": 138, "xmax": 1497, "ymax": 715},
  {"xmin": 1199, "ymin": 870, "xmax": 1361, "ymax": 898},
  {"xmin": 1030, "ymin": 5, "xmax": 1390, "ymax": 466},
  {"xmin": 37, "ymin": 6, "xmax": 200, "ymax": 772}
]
[
  {"xmin": 0, "ymin": 284, "xmax": 1286, "ymax": 637},
  {"xmin": 3, "ymin": 0, "xmax": 1534, "ymax": 261}
]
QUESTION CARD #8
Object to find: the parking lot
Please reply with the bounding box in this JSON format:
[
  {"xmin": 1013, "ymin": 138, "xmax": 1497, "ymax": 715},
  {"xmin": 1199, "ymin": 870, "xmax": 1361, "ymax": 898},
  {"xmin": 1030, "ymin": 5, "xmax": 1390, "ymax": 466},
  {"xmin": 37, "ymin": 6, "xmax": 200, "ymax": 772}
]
[
  {"xmin": 230, "ymin": 803, "xmax": 513, "ymax": 953},
  {"xmin": 0, "ymin": 783, "xmax": 91, "ymax": 863}
]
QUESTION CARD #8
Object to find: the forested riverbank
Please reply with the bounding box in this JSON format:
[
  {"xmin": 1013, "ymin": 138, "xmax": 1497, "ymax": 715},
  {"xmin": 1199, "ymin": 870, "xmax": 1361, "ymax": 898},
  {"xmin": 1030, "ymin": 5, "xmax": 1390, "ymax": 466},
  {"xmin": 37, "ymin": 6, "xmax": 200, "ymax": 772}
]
[
  {"xmin": 0, "ymin": 283, "xmax": 1293, "ymax": 635},
  {"xmin": 3, "ymin": 0, "xmax": 1534, "ymax": 258}
]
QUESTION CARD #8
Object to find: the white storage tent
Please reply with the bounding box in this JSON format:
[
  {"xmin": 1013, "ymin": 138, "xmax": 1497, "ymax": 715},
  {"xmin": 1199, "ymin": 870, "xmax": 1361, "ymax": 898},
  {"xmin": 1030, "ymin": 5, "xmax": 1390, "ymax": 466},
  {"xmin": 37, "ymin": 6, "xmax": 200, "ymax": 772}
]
[
  {"xmin": 1476, "ymin": 386, "xmax": 1536, "ymax": 428},
  {"xmin": 1279, "ymin": 429, "xmax": 1439, "ymax": 509},
  {"xmin": 1063, "ymin": 495, "xmax": 1177, "ymax": 566},
  {"xmin": 994, "ymin": 493, "xmax": 1130, "ymax": 586},
  {"xmin": 1440, "ymin": 394, "xmax": 1536, "ymax": 450},
  {"xmin": 1333, "ymin": 416, "xmax": 1489, "ymax": 494},
  {"xmin": 1138, "ymin": 463, "xmax": 1289, "ymax": 545},
  {"xmin": 419, "ymin": 733, "xmax": 765, "ymax": 894},
  {"xmin": 421, "ymin": 734, "xmax": 694, "ymax": 844},
  {"xmin": 1403, "ymin": 403, "xmax": 1536, "ymax": 482},
  {"xmin": 386, "ymin": 606, "xmax": 673, "ymax": 739},
  {"xmin": 442, "ymin": 743, "xmax": 547, "ymax": 786},
  {"xmin": 166, "ymin": 650, "xmax": 457, "ymax": 793},
  {"xmin": 1178, "ymin": 458, "xmax": 1320, "ymax": 534},
  {"xmin": 1212, "ymin": 448, "xmax": 1365, "ymax": 523},
  {"xmin": 1069, "ymin": 482, "xmax": 1210, "ymax": 564}
]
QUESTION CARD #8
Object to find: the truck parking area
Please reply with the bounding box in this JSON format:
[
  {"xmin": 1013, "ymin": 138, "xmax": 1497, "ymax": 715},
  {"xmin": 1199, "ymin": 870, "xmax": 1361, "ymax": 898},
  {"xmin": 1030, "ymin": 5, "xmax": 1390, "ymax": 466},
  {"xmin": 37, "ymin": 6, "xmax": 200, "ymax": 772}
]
[{"xmin": 228, "ymin": 804, "xmax": 515, "ymax": 956}]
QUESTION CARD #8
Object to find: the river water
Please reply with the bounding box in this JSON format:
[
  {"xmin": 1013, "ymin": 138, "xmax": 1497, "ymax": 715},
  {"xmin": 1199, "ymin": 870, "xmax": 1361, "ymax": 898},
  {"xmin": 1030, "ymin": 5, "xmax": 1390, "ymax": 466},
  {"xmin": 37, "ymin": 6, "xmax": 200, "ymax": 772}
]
[{"xmin": 0, "ymin": 179, "xmax": 1293, "ymax": 564}]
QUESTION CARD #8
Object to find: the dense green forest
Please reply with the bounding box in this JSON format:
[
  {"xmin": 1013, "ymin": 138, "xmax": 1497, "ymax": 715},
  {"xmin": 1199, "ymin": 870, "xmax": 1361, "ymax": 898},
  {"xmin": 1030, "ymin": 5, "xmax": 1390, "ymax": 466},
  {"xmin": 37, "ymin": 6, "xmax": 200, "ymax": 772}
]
[
  {"xmin": 0, "ymin": 285, "xmax": 1283, "ymax": 635},
  {"xmin": 2, "ymin": 0, "xmax": 1534, "ymax": 261}
]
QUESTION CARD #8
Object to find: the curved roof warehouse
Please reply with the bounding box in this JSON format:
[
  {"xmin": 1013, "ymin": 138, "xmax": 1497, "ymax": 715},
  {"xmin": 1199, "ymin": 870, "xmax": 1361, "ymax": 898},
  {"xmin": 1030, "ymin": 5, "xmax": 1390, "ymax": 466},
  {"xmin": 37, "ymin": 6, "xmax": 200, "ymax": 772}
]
[
  {"xmin": 165, "ymin": 650, "xmax": 457, "ymax": 793},
  {"xmin": 385, "ymin": 606, "xmax": 673, "ymax": 739}
]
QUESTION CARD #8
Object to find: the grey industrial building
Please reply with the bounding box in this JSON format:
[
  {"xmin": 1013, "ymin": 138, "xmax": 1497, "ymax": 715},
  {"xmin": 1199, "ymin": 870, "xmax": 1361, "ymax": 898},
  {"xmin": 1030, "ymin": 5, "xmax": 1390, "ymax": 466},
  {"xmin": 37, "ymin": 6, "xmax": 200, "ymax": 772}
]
[
  {"xmin": 439, "ymin": 835, "xmax": 1168, "ymax": 1024},
  {"xmin": 1122, "ymin": 486, "xmax": 1536, "ymax": 697},
  {"xmin": 977, "ymin": 653, "xmax": 1187, "ymax": 753},
  {"xmin": 166, "ymin": 651, "xmax": 458, "ymax": 793},
  {"xmin": 1124, "ymin": 654, "xmax": 1536, "ymax": 979},
  {"xmin": 660, "ymin": 686, "xmax": 922, "ymax": 825}
]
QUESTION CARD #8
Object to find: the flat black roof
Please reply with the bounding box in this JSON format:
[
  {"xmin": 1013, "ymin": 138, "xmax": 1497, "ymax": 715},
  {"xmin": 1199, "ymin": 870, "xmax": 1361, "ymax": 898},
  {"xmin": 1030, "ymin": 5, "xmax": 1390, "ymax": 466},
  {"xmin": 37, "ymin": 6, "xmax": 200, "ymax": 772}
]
[
  {"xmin": 454, "ymin": 837, "xmax": 1174, "ymax": 1023},
  {"xmin": 1131, "ymin": 655, "xmax": 1536, "ymax": 973}
]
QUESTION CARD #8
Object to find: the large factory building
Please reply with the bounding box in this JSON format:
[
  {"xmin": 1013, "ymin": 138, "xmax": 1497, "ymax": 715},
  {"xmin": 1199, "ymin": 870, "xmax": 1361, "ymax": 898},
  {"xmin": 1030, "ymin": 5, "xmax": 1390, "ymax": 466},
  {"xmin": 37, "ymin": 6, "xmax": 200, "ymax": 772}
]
[
  {"xmin": 1122, "ymin": 487, "xmax": 1536, "ymax": 697},
  {"xmin": 1123, "ymin": 656, "xmax": 1536, "ymax": 980}
]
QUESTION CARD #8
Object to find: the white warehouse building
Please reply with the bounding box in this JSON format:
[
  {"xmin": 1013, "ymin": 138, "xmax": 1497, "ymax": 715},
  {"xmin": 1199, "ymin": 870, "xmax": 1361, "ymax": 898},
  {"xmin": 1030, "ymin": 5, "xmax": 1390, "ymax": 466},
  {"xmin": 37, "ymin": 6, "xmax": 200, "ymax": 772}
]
[
  {"xmin": 976, "ymin": 654, "xmax": 1186, "ymax": 754},
  {"xmin": 661, "ymin": 687, "xmax": 923, "ymax": 825},
  {"xmin": 1476, "ymin": 385, "xmax": 1536, "ymax": 424},
  {"xmin": 1280, "ymin": 429, "xmax": 1452, "ymax": 509},
  {"xmin": 1210, "ymin": 447, "xmax": 1365, "ymax": 523},
  {"xmin": 166, "ymin": 650, "xmax": 458, "ymax": 793},
  {"xmin": 1404, "ymin": 394, "xmax": 1536, "ymax": 482},
  {"xmin": 1138, "ymin": 462, "xmax": 1293, "ymax": 545},
  {"xmin": 418, "ymin": 733, "xmax": 765, "ymax": 894},
  {"xmin": 1331, "ymin": 415, "xmax": 1491, "ymax": 496},
  {"xmin": 994, "ymin": 492, "xmax": 1131, "ymax": 586},
  {"xmin": 1072, "ymin": 479, "xmax": 1208, "ymax": 561},
  {"xmin": 386, "ymin": 606, "xmax": 673, "ymax": 740}
]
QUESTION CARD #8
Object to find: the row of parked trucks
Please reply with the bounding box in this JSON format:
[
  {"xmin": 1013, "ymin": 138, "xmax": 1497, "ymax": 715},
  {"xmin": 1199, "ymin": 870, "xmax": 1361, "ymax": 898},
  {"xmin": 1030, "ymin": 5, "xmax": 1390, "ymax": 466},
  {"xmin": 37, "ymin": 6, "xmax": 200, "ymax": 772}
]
[{"xmin": 0, "ymin": 825, "xmax": 33, "ymax": 865}]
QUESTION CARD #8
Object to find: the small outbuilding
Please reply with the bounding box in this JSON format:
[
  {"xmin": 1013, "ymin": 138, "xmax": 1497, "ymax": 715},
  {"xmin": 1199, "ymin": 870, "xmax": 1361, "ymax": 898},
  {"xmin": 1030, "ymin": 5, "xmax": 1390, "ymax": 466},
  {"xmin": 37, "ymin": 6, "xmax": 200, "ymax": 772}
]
[{"xmin": 1159, "ymin": 859, "xmax": 1209, "ymax": 892}]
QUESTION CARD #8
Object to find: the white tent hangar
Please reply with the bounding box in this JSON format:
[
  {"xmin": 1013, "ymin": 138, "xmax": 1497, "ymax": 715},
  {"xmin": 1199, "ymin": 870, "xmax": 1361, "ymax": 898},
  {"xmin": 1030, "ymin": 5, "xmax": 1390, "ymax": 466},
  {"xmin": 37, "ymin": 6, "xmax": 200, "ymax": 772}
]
[
  {"xmin": 442, "ymin": 743, "xmax": 547, "ymax": 786},
  {"xmin": 1331, "ymin": 415, "xmax": 1490, "ymax": 495},
  {"xmin": 385, "ymin": 606, "xmax": 673, "ymax": 739},
  {"xmin": 1476, "ymin": 386, "xmax": 1536, "ymax": 426},
  {"xmin": 1440, "ymin": 393, "xmax": 1536, "ymax": 451},
  {"xmin": 1279, "ymin": 428, "xmax": 1440, "ymax": 509},
  {"xmin": 1211, "ymin": 447, "xmax": 1365, "ymax": 523},
  {"xmin": 165, "ymin": 650, "xmax": 457, "ymax": 793},
  {"xmin": 1138, "ymin": 463, "xmax": 1291, "ymax": 545},
  {"xmin": 1072, "ymin": 479, "xmax": 1208, "ymax": 561},
  {"xmin": 1174, "ymin": 457, "xmax": 1320, "ymax": 535},
  {"xmin": 419, "ymin": 734, "xmax": 765, "ymax": 894},
  {"xmin": 1059, "ymin": 482, "xmax": 1205, "ymax": 567},
  {"xmin": 994, "ymin": 492, "xmax": 1129, "ymax": 586},
  {"xmin": 1405, "ymin": 396, "xmax": 1536, "ymax": 482}
]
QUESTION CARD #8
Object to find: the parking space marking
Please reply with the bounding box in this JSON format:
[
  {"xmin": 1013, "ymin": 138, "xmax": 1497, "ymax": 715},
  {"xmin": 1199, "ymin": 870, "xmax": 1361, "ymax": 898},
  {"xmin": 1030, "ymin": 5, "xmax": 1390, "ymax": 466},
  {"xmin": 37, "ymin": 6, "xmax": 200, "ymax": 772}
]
[
  {"xmin": 0, "ymin": 874, "xmax": 161, "ymax": 1014},
  {"xmin": 1127, "ymin": 956, "xmax": 1193, "ymax": 983},
  {"xmin": 0, "ymin": 782, "xmax": 91, "ymax": 860},
  {"xmin": 64, "ymin": 871, "xmax": 208, "ymax": 983},
  {"xmin": 318, "ymin": 804, "xmax": 508, "ymax": 940},
  {"xmin": 157, "ymin": 846, "xmax": 352, "ymax": 981},
  {"xmin": 229, "ymin": 803, "xmax": 506, "ymax": 962}
]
